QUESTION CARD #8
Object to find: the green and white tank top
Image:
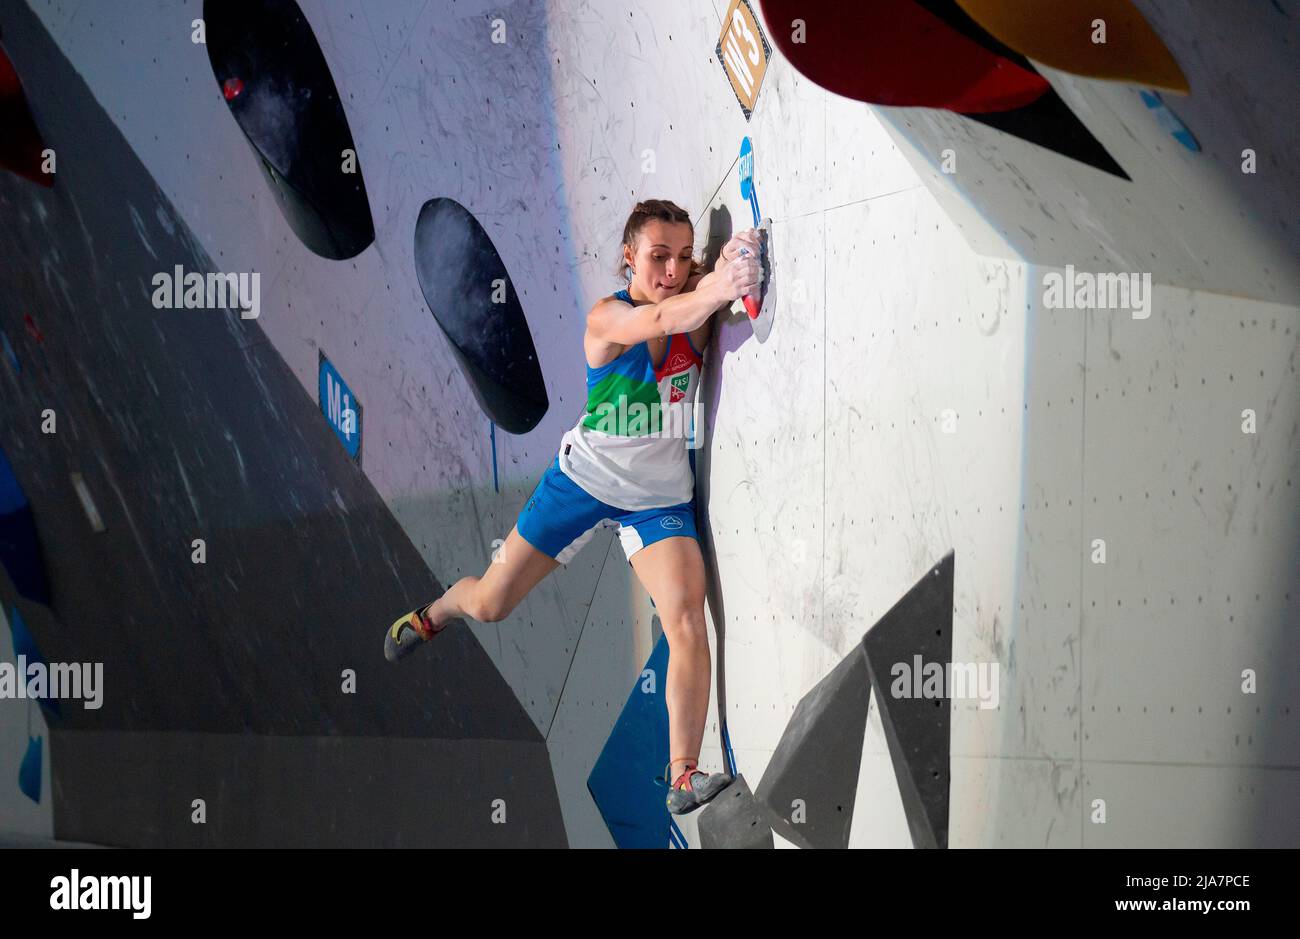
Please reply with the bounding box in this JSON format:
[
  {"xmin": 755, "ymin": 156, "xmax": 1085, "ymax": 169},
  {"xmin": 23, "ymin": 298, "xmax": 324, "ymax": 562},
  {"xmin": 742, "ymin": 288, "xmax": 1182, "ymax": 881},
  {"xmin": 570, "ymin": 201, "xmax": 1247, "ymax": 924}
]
[{"xmin": 558, "ymin": 288, "xmax": 705, "ymax": 510}]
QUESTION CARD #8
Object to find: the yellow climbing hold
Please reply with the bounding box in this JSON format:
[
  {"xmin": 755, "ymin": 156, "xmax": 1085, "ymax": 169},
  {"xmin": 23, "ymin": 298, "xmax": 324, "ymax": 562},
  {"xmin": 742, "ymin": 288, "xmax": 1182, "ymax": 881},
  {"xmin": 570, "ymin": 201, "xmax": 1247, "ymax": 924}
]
[{"xmin": 955, "ymin": 0, "xmax": 1189, "ymax": 93}]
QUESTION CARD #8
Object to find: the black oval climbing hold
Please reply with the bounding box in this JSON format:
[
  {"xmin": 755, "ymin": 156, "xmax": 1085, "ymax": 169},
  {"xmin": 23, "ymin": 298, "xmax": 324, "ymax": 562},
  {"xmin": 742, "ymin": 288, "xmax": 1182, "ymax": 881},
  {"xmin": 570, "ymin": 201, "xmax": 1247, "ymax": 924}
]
[
  {"xmin": 203, "ymin": 0, "xmax": 375, "ymax": 259},
  {"xmin": 414, "ymin": 197, "xmax": 548, "ymax": 434}
]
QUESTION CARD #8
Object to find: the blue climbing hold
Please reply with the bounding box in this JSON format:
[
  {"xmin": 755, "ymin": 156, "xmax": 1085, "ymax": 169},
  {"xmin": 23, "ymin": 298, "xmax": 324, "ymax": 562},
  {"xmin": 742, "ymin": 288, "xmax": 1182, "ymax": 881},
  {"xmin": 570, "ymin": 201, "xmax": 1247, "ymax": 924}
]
[
  {"xmin": 0, "ymin": 444, "xmax": 52, "ymax": 604},
  {"xmin": 1140, "ymin": 90, "xmax": 1199, "ymax": 152},
  {"xmin": 18, "ymin": 735, "xmax": 42, "ymax": 804},
  {"xmin": 0, "ymin": 330, "xmax": 18, "ymax": 372}
]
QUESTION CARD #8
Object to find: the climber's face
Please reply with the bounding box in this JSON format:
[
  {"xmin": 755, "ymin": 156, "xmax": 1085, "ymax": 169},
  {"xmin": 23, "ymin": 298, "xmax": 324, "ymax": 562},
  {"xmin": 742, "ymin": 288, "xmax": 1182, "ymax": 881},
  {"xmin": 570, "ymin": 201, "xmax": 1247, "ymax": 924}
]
[{"xmin": 625, "ymin": 220, "xmax": 694, "ymax": 302}]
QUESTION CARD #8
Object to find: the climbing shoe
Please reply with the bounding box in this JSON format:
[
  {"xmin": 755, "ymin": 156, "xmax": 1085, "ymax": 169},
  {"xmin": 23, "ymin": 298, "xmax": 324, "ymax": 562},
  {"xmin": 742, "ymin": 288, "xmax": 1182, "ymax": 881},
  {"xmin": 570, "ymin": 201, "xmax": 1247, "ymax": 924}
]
[
  {"xmin": 659, "ymin": 761, "xmax": 734, "ymax": 815},
  {"xmin": 384, "ymin": 599, "xmax": 448, "ymax": 662}
]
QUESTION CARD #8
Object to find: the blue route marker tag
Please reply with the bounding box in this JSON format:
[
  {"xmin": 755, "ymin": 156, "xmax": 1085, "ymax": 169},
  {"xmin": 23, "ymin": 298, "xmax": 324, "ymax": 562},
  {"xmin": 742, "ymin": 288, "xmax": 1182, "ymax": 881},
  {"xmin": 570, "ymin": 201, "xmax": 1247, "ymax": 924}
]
[{"xmin": 318, "ymin": 351, "xmax": 363, "ymax": 462}]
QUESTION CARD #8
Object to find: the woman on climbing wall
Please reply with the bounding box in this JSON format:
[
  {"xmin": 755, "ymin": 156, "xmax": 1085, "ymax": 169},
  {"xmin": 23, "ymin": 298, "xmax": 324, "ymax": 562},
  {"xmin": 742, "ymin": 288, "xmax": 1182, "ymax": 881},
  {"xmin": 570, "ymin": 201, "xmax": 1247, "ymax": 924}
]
[{"xmin": 386, "ymin": 199, "xmax": 762, "ymax": 815}]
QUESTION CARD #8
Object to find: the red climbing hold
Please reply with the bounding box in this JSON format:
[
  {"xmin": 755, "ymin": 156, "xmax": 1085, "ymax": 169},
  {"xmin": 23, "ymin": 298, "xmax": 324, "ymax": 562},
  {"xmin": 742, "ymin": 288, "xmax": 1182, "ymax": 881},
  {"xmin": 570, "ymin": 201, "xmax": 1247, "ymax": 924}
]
[
  {"xmin": 222, "ymin": 76, "xmax": 244, "ymax": 101},
  {"xmin": 757, "ymin": 0, "xmax": 1048, "ymax": 113},
  {"xmin": 0, "ymin": 41, "xmax": 52, "ymax": 187},
  {"xmin": 23, "ymin": 313, "xmax": 44, "ymax": 345}
]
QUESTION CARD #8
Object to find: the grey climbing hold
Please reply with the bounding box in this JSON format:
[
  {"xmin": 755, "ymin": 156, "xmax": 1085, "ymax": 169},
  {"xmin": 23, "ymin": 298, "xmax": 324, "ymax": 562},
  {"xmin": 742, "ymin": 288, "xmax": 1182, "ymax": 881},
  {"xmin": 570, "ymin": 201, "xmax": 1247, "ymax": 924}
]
[
  {"xmin": 862, "ymin": 549, "xmax": 955, "ymax": 849},
  {"xmin": 698, "ymin": 774, "xmax": 775, "ymax": 849},
  {"xmin": 755, "ymin": 644, "xmax": 872, "ymax": 848}
]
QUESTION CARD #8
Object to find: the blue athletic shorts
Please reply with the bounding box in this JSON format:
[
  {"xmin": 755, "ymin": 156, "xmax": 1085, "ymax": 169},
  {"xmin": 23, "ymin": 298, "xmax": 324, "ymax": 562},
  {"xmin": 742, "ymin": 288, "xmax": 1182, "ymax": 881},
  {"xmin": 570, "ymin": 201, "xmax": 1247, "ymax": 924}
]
[{"xmin": 517, "ymin": 456, "xmax": 699, "ymax": 563}]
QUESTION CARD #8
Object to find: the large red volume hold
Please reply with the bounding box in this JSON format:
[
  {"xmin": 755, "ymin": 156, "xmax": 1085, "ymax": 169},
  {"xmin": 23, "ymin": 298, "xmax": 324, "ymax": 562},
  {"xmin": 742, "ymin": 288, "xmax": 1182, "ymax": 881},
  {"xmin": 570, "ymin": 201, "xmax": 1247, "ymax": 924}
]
[{"xmin": 757, "ymin": 0, "xmax": 1048, "ymax": 113}]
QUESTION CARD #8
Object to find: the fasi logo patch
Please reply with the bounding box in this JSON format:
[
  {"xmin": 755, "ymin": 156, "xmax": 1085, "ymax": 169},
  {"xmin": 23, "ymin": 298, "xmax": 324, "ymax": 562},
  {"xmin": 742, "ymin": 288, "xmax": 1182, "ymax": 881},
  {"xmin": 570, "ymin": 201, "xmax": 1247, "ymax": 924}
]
[{"xmin": 670, "ymin": 373, "xmax": 690, "ymax": 402}]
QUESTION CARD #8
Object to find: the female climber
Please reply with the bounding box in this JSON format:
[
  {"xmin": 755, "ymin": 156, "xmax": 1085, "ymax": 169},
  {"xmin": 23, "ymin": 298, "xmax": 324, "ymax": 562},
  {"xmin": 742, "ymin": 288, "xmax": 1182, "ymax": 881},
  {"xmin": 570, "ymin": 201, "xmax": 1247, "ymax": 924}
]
[{"xmin": 385, "ymin": 199, "xmax": 762, "ymax": 815}]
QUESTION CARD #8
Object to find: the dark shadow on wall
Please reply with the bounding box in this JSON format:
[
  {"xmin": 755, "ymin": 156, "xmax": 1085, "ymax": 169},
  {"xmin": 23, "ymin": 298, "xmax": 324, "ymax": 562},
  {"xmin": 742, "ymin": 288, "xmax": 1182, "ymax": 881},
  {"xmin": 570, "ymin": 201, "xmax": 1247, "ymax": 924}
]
[
  {"xmin": 1246, "ymin": 519, "xmax": 1300, "ymax": 845},
  {"xmin": 0, "ymin": 0, "xmax": 560, "ymax": 846},
  {"xmin": 693, "ymin": 203, "xmax": 752, "ymax": 765}
]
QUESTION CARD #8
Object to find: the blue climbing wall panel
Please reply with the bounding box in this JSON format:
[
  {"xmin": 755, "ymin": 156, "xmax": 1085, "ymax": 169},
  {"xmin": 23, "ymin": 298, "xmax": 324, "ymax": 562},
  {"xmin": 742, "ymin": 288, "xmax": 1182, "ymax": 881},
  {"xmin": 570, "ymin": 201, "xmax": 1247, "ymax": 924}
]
[{"xmin": 587, "ymin": 632, "xmax": 673, "ymax": 849}]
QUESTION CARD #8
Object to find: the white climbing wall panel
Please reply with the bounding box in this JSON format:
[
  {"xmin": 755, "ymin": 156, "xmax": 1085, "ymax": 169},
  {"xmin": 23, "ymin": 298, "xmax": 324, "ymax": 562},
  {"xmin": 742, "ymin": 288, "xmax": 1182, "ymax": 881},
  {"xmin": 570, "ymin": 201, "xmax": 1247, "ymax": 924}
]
[{"xmin": 8, "ymin": 0, "xmax": 1295, "ymax": 847}]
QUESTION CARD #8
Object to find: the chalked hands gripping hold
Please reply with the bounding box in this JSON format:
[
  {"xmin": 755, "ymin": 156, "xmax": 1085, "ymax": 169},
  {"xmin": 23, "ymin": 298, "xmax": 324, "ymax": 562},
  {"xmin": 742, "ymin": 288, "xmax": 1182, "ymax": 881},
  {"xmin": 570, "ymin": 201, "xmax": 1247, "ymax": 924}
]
[
  {"xmin": 721, "ymin": 227, "xmax": 762, "ymax": 265},
  {"xmin": 713, "ymin": 228, "xmax": 763, "ymax": 311}
]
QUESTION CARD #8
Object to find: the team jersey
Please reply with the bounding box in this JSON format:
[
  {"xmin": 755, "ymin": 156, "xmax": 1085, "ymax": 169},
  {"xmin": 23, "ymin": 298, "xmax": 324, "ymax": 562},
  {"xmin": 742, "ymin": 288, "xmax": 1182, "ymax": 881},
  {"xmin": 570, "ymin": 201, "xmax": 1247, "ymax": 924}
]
[{"xmin": 557, "ymin": 288, "xmax": 705, "ymax": 510}]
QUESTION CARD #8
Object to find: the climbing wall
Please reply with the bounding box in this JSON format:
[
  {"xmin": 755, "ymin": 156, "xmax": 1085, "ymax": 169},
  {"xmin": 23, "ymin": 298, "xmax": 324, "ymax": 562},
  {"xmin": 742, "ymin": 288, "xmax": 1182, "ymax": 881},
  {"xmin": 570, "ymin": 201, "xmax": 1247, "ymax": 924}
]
[{"xmin": 0, "ymin": 0, "xmax": 1295, "ymax": 847}]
